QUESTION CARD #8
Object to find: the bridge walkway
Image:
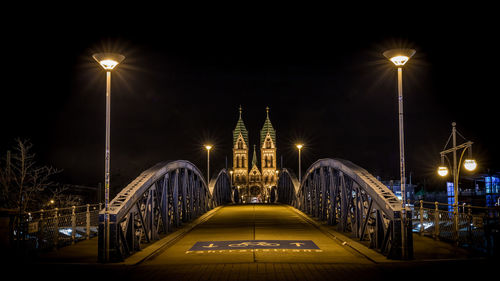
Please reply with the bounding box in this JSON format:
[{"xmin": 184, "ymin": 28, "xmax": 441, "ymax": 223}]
[{"xmin": 30, "ymin": 204, "xmax": 490, "ymax": 281}]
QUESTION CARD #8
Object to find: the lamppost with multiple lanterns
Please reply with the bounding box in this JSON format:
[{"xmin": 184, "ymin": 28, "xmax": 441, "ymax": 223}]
[{"xmin": 437, "ymin": 122, "xmax": 476, "ymax": 236}]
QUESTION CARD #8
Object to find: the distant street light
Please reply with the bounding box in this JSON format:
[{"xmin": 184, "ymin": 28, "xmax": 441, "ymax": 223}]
[
  {"xmin": 205, "ymin": 145, "xmax": 212, "ymax": 183},
  {"xmin": 296, "ymin": 144, "xmax": 304, "ymax": 184},
  {"xmin": 93, "ymin": 52, "xmax": 125, "ymax": 262},
  {"xmin": 437, "ymin": 122, "xmax": 476, "ymax": 238},
  {"xmin": 229, "ymin": 170, "xmax": 233, "ymax": 186},
  {"xmin": 383, "ymin": 48, "xmax": 416, "ymax": 207}
]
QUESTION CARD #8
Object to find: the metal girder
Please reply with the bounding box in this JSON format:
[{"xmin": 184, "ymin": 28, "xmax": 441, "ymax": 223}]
[
  {"xmin": 277, "ymin": 158, "xmax": 412, "ymax": 260},
  {"xmin": 276, "ymin": 168, "xmax": 300, "ymax": 206},
  {"xmin": 98, "ymin": 160, "xmax": 231, "ymax": 262}
]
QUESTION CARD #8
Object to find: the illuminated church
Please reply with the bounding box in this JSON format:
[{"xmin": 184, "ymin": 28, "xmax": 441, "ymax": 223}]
[{"xmin": 232, "ymin": 106, "xmax": 277, "ymax": 202}]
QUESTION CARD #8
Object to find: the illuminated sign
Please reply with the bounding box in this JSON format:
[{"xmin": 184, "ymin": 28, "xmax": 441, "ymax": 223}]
[{"xmin": 188, "ymin": 240, "xmax": 319, "ymax": 251}]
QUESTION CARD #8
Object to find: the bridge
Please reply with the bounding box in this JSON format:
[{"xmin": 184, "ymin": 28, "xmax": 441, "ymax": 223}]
[
  {"xmin": 96, "ymin": 158, "xmax": 412, "ymax": 262},
  {"xmin": 6, "ymin": 158, "xmax": 497, "ymax": 280}
]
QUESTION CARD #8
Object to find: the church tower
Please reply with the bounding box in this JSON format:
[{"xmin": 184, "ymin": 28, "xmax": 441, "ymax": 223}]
[
  {"xmin": 232, "ymin": 106, "xmax": 249, "ymax": 186},
  {"xmin": 260, "ymin": 106, "xmax": 277, "ymax": 187}
]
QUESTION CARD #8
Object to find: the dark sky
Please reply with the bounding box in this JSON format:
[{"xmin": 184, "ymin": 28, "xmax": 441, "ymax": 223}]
[{"xmin": 2, "ymin": 7, "xmax": 498, "ymax": 193}]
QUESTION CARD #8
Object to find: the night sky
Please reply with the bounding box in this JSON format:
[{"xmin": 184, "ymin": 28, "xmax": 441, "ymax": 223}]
[{"xmin": 2, "ymin": 7, "xmax": 498, "ymax": 194}]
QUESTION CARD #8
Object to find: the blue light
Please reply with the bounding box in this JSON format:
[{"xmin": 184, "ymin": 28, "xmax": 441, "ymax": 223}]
[{"xmin": 446, "ymin": 182, "xmax": 454, "ymax": 212}]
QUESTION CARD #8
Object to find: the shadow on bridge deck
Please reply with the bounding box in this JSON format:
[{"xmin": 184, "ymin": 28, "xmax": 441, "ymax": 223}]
[{"xmin": 21, "ymin": 204, "xmax": 494, "ymax": 280}]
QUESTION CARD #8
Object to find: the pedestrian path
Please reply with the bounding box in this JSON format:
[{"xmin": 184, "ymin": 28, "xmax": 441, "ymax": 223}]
[
  {"xmin": 30, "ymin": 204, "xmax": 488, "ymax": 281},
  {"xmin": 143, "ymin": 204, "xmax": 380, "ymax": 265}
]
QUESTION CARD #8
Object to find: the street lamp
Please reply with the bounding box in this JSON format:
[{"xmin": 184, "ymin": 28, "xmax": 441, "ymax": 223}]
[
  {"xmin": 229, "ymin": 170, "xmax": 233, "ymax": 186},
  {"xmin": 437, "ymin": 122, "xmax": 476, "ymax": 238},
  {"xmin": 296, "ymin": 144, "xmax": 303, "ymax": 184},
  {"xmin": 383, "ymin": 48, "xmax": 416, "ymax": 207},
  {"xmin": 205, "ymin": 145, "xmax": 212, "ymax": 183},
  {"xmin": 464, "ymin": 159, "xmax": 477, "ymax": 171},
  {"xmin": 93, "ymin": 52, "xmax": 125, "ymax": 262},
  {"xmin": 437, "ymin": 166, "xmax": 449, "ymax": 177}
]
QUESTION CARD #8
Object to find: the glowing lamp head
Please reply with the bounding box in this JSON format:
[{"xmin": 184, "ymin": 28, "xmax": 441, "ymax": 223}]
[
  {"xmin": 383, "ymin": 49, "xmax": 416, "ymax": 66},
  {"xmin": 92, "ymin": 53, "xmax": 125, "ymax": 70},
  {"xmin": 296, "ymin": 144, "xmax": 303, "ymax": 150},
  {"xmin": 438, "ymin": 166, "xmax": 449, "ymax": 177},
  {"xmin": 464, "ymin": 159, "xmax": 477, "ymax": 171},
  {"xmin": 205, "ymin": 145, "xmax": 212, "ymax": 151},
  {"xmin": 389, "ymin": 55, "xmax": 410, "ymax": 66}
]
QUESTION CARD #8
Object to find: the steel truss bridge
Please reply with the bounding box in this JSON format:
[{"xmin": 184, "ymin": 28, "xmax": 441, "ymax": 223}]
[{"xmin": 99, "ymin": 158, "xmax": 413, "ymax": 261}]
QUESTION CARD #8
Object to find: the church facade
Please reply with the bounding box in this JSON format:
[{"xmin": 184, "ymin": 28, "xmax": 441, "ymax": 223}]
[{"xmin": 232, "ymin": 106, "xmax": 277, "ymax": 202}]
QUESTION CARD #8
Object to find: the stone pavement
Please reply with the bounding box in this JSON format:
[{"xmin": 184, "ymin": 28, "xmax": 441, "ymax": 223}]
[{"xmin": 21, "ymin": 204, "xmax": 494, "ymax": 280}]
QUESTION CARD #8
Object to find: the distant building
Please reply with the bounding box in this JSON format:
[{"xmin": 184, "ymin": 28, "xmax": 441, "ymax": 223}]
[
  {"xmin": 467, "ymin": 173, "xmax": 500, "ymax": 207},
  {"xmin": 379, "ymin": 178, "xmax": 415, "ymax": 203},
  {"xmin": 232, "ymin": 106, "xmax": 277, "ymax": 203}
]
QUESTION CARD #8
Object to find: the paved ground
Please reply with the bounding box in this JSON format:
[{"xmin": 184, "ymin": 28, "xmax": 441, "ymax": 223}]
[{"xmin": 14, "ymin": 204, "xmax": 496, "ymax": 280}]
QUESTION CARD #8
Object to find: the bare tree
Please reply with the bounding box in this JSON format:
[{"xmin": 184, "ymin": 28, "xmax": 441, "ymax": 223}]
[
  {"xmin": 46, "ymin": 185, "xmax": 83, "ymax": 208},
  {"xmin": 0, "ymin": 139, "xmax": 61, "ymax": 212}
]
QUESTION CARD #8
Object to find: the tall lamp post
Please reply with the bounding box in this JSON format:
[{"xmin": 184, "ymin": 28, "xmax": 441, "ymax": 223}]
[
  {"xmin": 437, "ymin": 122, "xmax": 476, "ymax": 238},
  {"xmin": 296, "ymin": 144, "xmax": 303, "ymax": 183},
  {"xmin": 205, "ymin": 145, "xmax": 212, "ymax": 183},
  {"xmin": 383, "ymin": 48, "xmax": 416, "ymax": 207},
  {"xmin": 229, "ymin": 170, "xmax": 233, "ymax": 186},
  {"xmin": 93, "ymin": 52, "xmax": 125, "ymax": 262}
]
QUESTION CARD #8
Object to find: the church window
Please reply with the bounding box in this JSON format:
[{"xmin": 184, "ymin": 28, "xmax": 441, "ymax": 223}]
[
  {"xmin": 266, "ymin": 139, "xmax": 271, "ymax": 149},
  {"xmin": 238, "ymin": 140, "xmax": 243, "ymax": 149}
]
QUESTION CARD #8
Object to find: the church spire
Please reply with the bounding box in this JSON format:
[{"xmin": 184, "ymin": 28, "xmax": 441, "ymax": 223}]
[
  {"xmin": 260, "ymin": 106, "xmax": 276, "ymax": 147},
  {"xmin": 252, "ymin": 144, "xmax": 257, "ymax": 167},
  {"xmin": 233, "ymin": 105, "xmax": 249, "ymax": 146}
]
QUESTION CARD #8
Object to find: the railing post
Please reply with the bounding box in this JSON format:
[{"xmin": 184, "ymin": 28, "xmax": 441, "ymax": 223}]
[
  {"xmin": 467, "ymin": 205, "xmax": 472, "ymax": 245},
  {"xmin": 434, "ymin": 202, "xmax": 439, "ymax": 240},
  {"xmin": 453, "ymin": 202, "xmax": 459, "ymax": 244},
  {"xmin": 39, "ymin": 209, "xmax": 45, "ymax": 248},
  {"xmin": 419, "ymin": 200, "xmax": 424, "ymax": 236},
  {"xmin": 86, "ymin": 204, "xmax": 91, "ymax": 240},
  {"xmin": 71, "ymin": 206, "xmax": 76, "ymax": 244},
  {"xmin": 406, "ymin": 208, "xmax": 414, "ymax": 260},
  {"xmin": 54, "ymin": 208, "xmax": 59, "ymax": 248}
]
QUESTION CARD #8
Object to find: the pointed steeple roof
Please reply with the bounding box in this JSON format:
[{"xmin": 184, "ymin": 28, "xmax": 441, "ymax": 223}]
[
  {"xmin": 260, "ymin": 106, "xmax": 276, "ymax": 147},
  {"xmin": 252, "ymin": 145, "xmax": 258, "ymax": 167},
  {"xmin": 233, "ymin": 105, "xmax": 249, "ymax": 146}
]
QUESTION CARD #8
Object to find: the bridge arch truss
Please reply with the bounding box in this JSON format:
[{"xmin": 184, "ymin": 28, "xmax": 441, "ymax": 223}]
[
  {"xmin": 277, "ymin": 158, "xmax": 412, "ymax": 259},
  {"xmin": 98, "ymin": 160, "xmax": 231, "ymax": 262}
]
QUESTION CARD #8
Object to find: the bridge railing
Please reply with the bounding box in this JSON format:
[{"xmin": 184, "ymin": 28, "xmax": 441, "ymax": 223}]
[
  {"xmin": 412, "ymin": 200, "xmax": 500, "ymax": 256},
  {"xmin": 5, "ymin": 204, "xmax": 101, "ymax": 253}
]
